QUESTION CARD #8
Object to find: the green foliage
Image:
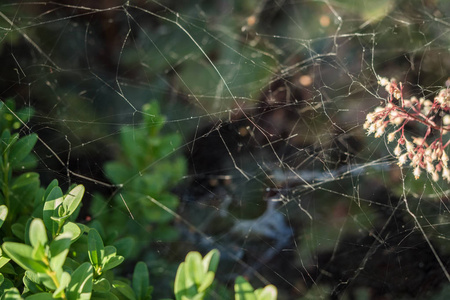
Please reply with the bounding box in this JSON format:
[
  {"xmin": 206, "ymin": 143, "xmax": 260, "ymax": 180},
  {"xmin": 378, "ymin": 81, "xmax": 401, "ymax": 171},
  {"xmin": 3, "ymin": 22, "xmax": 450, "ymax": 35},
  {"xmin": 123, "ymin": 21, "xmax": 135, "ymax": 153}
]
[
  {"xmin": 234, "ymin": 277, "xmax": 277, "ymax": 300},
  {"xmin": 91, "ymin": 101, "xmax": 186, "ymax": 250},
  {"xmin": 174, "ymin": 250, "xmax": 220, "ymax": 300},
  {"xmin": 0, "ymin": 101, "xmax": 152, "ymax": 300},
  {"xmin": 174, "ymin": 250, "xmax": 277, "ymax": 300},
  {"xmin": 0, "ymin": 101, "xmax": 279, "ymax": 299}
]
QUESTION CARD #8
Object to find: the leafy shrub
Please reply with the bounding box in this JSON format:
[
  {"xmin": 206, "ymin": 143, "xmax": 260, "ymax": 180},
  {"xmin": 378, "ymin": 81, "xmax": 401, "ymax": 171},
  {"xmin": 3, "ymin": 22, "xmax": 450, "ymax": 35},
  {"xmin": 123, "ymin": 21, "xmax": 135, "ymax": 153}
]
[
  {"xmin": 0, "ymin": 101, "xmax": 278, "ymax": 299},
  {"xmin": 90, "ymin": 101, "xmax": 186, "ymax": 252}
]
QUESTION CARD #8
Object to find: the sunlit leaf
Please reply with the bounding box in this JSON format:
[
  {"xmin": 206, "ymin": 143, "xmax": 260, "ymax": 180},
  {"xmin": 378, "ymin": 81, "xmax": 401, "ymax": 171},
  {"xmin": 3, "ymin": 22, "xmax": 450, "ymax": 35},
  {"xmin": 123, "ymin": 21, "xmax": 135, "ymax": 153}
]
[
  {"xmin": 88, "ymin": 229, "xmax": 104, "ymax": 269},
  {"xmin": 2, "ymin": 242, "xmax": 47, "ymax": 273},
  {"xmin": 234, "ymin": 276, "xmax": 256, "ymax": 300},
  {"xmin": 66, "ymin": 262, "xmax": 93, "ymax": 300}
]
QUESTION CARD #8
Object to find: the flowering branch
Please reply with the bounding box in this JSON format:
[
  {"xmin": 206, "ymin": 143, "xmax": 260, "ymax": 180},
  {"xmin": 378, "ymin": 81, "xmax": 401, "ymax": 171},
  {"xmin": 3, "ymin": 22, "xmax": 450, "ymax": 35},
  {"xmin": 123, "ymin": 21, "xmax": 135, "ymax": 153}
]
[{"xmin": 364, "ymin": 77, "xmax": 450, "ymax": 182}]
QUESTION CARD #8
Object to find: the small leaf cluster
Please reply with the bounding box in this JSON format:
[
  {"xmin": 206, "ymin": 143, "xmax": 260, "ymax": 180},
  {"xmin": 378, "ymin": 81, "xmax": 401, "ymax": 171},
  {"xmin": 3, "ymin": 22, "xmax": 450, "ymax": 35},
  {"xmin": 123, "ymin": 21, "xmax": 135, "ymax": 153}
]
[
  {"xmin": 174, "ymin": 250, "xmax": 277, "ymax": 300},
  {"xmin": 91, "ymin": 102, "xmax": 186, "ymax": 248},
  {"xmin": 0, "ymin": 100, "xmax": 151, "ymax": 300}
]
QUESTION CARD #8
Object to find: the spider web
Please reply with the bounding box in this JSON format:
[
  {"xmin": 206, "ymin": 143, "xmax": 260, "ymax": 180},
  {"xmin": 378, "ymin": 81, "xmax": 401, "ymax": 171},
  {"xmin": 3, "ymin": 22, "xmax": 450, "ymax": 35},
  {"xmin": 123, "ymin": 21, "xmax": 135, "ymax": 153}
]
[{"xmin": 2, "ymin": 0, "xmax": 450, "ymax": 299}]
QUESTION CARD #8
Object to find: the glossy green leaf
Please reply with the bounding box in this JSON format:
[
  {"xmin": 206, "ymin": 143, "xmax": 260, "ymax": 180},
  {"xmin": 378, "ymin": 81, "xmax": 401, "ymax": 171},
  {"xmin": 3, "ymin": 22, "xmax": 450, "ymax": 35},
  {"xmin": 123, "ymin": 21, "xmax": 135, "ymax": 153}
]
[
  {"xmin": 132, "ymin": 262, "xmax": 149, "ymax": 300},
  {"xmin": 2, "ymin": 243, "xmax": 47, "ymax": 273},
  {"xmin": 43, "ymin": 186, "xmax": 63, "ymax": 237},
  {"xmin": 49, "ymin": 232, "xmax": 72, "ymax": 271},
  {"xmin": 88, "ymin": 229, "xmax": 104, "ymax": 269},
  {"xmin": 62, "ymin": 185, "xmax": 85, "ymax": 217},
  {"xmin": 60, "ymin": 222, "xmax": 82, "ymax": 242},
  {"xmin": 9, "ymin": 133, "xmax": 38, "ymax": 169},
  {"xmin": 0, "ymin": 205, "xmax": 7, "ymax": 229},
  {"xmin": 234, "ymin": 276, "xmax": 256, "ymax": 300},
  {"xmin": 102, "ymin": 255, "xmax": 124, "ymax": 272},
  {"xmin": 0, "ymin": 273, "xmax": 3, "ymax": 285},
  {"xmin": 254, "ymin": 285, "xmax": 277, "ymax": 300},
  {"xmin": 66, "ymin": 262, "xmax": 93, "ymax": 300},
  {"xmin": 29, "ymin": 219, "xmax": 48, "ymax": 249}
]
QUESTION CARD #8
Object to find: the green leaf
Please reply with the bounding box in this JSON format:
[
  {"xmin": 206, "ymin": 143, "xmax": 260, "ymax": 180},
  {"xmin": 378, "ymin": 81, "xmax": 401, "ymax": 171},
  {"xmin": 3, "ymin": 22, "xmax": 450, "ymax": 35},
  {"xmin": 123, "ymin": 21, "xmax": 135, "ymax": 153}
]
[
  {"xmin": 0, "ymin": 273, "xmax": 3, "ymax": 285},
  {"xmin": 1, "ymin": 287, "xmax": 22, "ymax": 299},
  {"xmin": 25, "ymin": 293, "xmax": 54, "ymax": 300},
  {"xmin": 132, "ymin": 262, "xmax": 149, "ymax": 300},
  {"xmin": 0, "ymin": 277, "xmax": 14, "ymax": 295},
  {"xmin": 43, "ymin": 186, "xmax": 63, "ymax": 237},
  {"xmin": 254, "ymin": 285, "xmax": 277, "ymax": 300},
  {"xmin": 53, "ymin": 271, "xmax": 71, "ymax": 298},
  {"xmin": 29, "ymin": 219, "xmax": 48, "ymax": 249},
  {"xmin": 60, "ymin": 222, "xmax": 82, "ymax": 242},
  {"xmin": 66, "ymin": 262, "xmax": 93, "ymax": 300},
  {"xmin": 198, "ymin": 249, "xmax": 219, "ymax": 292},
  {"xmin": 234, "ymin": 276, "xmax": 256, "ymax": 300},
  {"xmin": 111, "ymin": 280, "xmax": 136, "ymax": 300},
  {"xmin": 202, "ymin": 249, "xmax": 220, "ymax": 274},
  {"xmin": 2, "ymin": 243, "xmax": 47, "ymax": 273},
  {"xmin": 11, "ymin": 223, "xmax": 25, "ymax": 241},
  {"xmin": 62, "ymin": 185, "xmax": 85, "ymax": 217},
  {"xmin": 88, "ymin": 229, "xmax": 104, "ymax": 269},
  {"xmin": 185, "ymin": 251, "xmax": 203, "ymax": 287},
  {"xmin": 0, "ymin": 262, "xmax": 15, "ymax": 275},
  {"xmin": 9, "ymin": 134, "xmax": 38, "ymax": 169},
  {"xmin": 93, "ymin": 278, "xmax": 111, "ymax": 293},
  {"xmin": 49, "ymin": 232, "xmax": 72, "ymax": 271},
  {"xmin": 23, "ymin": 271, "xmax": 46, "ymax": 294},
  {"xmin": 0, "ymin": 205, "xmax": 7, "ymax": 229},
  {"xmin": 174, "ymin": 262, "xmax": 187, "ymax": 300}
]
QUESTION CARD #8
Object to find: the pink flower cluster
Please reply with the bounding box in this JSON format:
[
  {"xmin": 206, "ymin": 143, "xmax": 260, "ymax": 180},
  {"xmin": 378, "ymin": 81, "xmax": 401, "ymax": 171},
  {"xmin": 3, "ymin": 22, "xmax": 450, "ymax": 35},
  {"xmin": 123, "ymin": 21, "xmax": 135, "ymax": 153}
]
[{"xmin": 364, "ymin": 76, "xmax": 450, "ymax": 181}]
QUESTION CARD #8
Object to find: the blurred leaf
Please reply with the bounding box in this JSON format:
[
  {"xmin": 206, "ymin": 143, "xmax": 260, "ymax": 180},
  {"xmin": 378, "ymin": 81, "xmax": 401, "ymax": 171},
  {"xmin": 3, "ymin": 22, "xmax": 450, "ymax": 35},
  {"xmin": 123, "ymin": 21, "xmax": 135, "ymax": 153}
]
[
  {"xmin": 91, "ymin": 292, "xmax": 119, "ymax": 300},
  {"xmin": 254, "ymin": 285, "xmax": 277, "ymax": 300},
  {"xmin": 93, "ymin": 278, "xmax": 111, "ymax": 293},
  {"xmin": 10, "ymin": 223, "xmax": 25, "ymax": 241},
  {"xmin": 9, "ymin": 134, "xmax": 37, "ymax": 169},
  {"xmin": 0, "ymin": 205, "xmax": 7, "ymax": 229},
  {"xmin": 112, "ymin": 280, "xmax": 136, "ymax": 300},
  {"xmin": 25, "ymin": 293, "xmax": 54, "ymax": 300},
  {"xmin": 53, "ymin": 271, "xmax": 71, "ymax": 298},
  {"xmin": 185, "ymin": 252, "xmax": 203, "ymax": 288},
  {"xmin": 1, "ymin": 287, "xmax": 22, "ymax": 299},
  {"xmin": 132, "ymin": 262, "xmax": 149, "ymax": 300},
  {"xmin": 235, "ymin": 276, "xmax": 256, "ymax": 300}
]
